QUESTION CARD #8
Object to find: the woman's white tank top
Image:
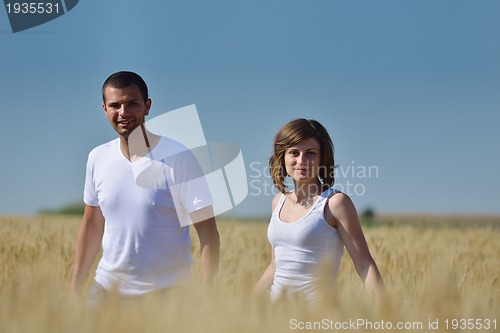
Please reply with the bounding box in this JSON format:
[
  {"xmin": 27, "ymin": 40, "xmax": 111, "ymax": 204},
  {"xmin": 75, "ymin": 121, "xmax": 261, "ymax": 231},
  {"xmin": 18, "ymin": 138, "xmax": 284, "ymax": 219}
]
[{"xmin": 268, "ymin": 188, "xmax": 345, "ymax": 302}]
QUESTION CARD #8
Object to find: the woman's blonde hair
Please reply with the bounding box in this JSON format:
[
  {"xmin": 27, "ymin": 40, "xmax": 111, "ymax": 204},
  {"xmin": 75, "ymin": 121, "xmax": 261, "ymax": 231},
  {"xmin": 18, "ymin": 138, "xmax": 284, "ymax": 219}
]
[{"xmin": 269, "ymin": 118, "xmax": 335, "ymax": 194}]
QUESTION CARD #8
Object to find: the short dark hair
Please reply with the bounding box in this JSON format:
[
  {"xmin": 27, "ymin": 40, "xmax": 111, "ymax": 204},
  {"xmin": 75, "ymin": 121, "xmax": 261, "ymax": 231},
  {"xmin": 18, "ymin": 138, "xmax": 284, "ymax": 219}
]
[
  {"xmin": 102, "ymin": 71, "xmax": 149, "ymax": 103},
  {"xmin": 269, "ymin": 118, "xmax": 335, "ymax": 193}
]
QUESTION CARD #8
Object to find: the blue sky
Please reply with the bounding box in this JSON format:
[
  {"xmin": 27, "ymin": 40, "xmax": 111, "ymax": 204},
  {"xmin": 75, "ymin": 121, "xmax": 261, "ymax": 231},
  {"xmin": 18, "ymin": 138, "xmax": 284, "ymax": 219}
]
[{"xmin": 1, "ymin": 0, "xmax": 499, "ymax": 217}]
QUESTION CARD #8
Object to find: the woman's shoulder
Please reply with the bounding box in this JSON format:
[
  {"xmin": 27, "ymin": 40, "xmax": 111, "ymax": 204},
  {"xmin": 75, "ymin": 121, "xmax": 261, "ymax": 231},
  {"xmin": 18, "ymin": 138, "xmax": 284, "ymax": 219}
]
[
  {"xmin": 327, "ymin": 190, "xmax": 350, "ymax": 205},
  {"xmin": 271, "ymin": 192, "xmax": 285, "ymax": 211},
  {"xmin": 325, "ymin": 190, "xmax": 357, "ymax": 224}
]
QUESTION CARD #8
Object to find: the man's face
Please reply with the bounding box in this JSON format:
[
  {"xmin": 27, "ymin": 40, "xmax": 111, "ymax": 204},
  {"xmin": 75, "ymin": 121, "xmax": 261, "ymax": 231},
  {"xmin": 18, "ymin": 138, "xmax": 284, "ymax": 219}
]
[{"xmin": 102, "ymin": 84, "xmax": 151, "ymax": 138}]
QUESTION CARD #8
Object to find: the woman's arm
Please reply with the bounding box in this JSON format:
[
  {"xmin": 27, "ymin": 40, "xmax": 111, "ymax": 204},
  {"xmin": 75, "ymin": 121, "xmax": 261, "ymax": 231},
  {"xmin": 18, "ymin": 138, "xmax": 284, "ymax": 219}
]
[
  {"xmin": 254, "ymin": 193, "xmax": 282, "ymax": 294},
  {"xmin": 254, "ymin": 247, "xmax": 276, "ymax": 294},
  {"xmin": 326, "ymin": 192, "xmax": 384, "ymax": 295}
]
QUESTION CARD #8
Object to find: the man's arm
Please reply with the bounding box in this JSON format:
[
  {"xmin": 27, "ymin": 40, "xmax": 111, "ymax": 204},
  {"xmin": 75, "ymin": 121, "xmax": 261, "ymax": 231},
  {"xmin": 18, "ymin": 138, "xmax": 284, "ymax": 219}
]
[
  {"xmin": 191, "ymin": 206, "xmax": 220, "ymax": 291},
  {"xmin": 69, "ymin": 204, "xmax": 105, "ymax": 294}
]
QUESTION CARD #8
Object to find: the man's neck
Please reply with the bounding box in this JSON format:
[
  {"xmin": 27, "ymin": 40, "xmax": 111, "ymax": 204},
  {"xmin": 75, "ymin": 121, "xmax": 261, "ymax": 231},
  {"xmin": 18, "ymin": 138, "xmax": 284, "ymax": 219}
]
[{"xmin": 119, "ymin": 126, "xmax": 160, "ymax": 162}]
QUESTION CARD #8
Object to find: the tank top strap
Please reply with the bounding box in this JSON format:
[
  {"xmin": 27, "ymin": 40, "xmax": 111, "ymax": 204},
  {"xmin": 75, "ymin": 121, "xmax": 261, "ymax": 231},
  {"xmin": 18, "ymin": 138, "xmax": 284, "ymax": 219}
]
[
  {"xmin": 271, "ymin": 192, "xmax": 288, "ymax": 217},
  {"xmin": 272, "ymin": 188, "xmax": 341, "ymax": 218},
  {"xmin": 315, "ymin": 187, "xmax": 341, "ymax": 210},
  {"xmin": 327, "ymin": 187, "xmax": 341, "ymax": 198}
]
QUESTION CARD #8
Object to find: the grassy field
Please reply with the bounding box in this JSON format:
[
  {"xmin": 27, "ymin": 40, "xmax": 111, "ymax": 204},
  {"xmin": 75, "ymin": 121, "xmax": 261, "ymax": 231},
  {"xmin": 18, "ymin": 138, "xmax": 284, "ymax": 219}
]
[{"xmin": 0, "ymin": 214, "xmax": 498, "ymax": 333}]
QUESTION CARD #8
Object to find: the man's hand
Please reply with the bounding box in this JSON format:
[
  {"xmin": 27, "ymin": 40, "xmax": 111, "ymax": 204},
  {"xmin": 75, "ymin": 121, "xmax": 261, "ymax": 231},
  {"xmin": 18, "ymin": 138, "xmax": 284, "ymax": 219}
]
[{"xmin": 192, "ymin": 206, "xmax": 220, "ymax": 293}]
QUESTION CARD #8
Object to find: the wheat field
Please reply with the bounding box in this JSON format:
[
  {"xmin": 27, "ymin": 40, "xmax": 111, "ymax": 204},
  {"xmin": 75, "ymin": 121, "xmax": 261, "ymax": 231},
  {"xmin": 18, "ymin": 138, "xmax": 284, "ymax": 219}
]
[{"xmin": 0, "ymin": 214, "xmax": 498, "ymax": 333}]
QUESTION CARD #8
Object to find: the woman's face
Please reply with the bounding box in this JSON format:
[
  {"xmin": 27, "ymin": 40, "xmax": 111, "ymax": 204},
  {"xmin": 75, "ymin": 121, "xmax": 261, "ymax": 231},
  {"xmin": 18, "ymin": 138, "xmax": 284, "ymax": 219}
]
[{"xmin": 284, "ymin": 137, "xmax": 321, "ymax": 184}]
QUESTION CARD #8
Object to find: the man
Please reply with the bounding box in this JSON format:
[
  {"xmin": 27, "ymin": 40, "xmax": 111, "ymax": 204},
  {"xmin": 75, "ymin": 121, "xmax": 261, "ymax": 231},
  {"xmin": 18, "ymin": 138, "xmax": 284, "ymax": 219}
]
[{"xmin": 70, "ymin": 71, "xmax": 220, "ymax": 301}]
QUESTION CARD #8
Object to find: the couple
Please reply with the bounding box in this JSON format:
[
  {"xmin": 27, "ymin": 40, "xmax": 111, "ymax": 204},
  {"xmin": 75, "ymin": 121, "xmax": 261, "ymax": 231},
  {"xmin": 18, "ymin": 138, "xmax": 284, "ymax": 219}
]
[{"xmin": 69, "ymin": 71, "xmax": 383, "ymax": 305}]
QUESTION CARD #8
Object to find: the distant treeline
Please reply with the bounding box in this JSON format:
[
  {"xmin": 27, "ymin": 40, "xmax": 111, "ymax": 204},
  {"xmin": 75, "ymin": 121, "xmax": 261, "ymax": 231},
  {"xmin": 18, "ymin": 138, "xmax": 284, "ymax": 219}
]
[
  {"xmin": 39, "ymin": 202, "xmax": 85, "ymax": 216},
  {"xmin": 39, "ymin": 203, "xmax": 378, "ymax": 222}
]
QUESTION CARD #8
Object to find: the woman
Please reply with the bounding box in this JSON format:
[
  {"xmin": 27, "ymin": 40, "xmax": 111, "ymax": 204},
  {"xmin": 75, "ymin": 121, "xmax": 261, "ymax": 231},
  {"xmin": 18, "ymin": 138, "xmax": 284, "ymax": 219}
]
[{"xmin": 255, "ymin": 118, "xmax": 383, "ymax": 303}]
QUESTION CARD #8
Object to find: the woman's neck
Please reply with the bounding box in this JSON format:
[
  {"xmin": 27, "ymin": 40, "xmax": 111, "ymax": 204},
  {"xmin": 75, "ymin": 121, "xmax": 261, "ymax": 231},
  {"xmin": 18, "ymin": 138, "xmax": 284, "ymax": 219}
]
[{"xmin": 292, "ymin": 181, "xmax": 322, "ymax": 206}]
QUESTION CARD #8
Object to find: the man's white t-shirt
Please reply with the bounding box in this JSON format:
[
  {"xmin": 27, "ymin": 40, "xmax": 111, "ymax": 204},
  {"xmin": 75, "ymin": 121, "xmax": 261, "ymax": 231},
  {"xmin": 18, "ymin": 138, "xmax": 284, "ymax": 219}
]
[{"xmin": 84, "ymin": 136, "xmax": 213, "ymax": 296}]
